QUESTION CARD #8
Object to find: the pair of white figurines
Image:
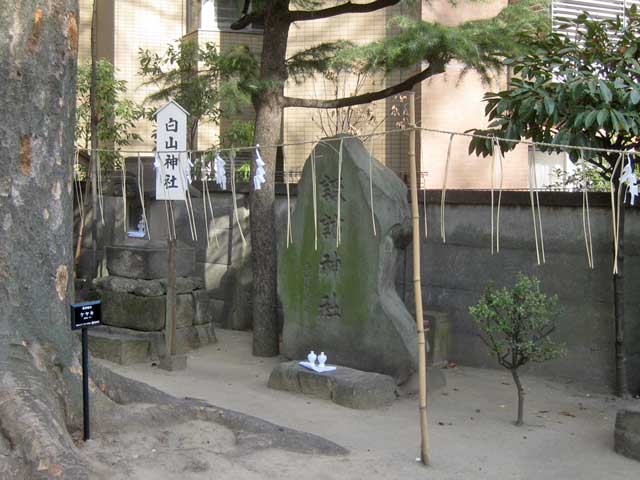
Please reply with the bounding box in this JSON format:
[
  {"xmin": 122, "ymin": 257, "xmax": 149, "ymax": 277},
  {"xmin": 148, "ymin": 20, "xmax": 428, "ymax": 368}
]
[{"xmin": 307, "ymin": 350, "xmax": 328, "ymax": 367}]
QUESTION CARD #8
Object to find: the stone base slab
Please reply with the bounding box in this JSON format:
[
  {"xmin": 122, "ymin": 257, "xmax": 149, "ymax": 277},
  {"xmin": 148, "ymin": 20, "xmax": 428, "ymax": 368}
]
[
  {"xmin": 267, "ymin": 361, "xmax": 397, "ymax": 409},
  {"xmin": 88, "ymin": 324, "xmax": 216, "ymax": 365},
  {"xmin": 87, "ymin": 330, "xmax": 151, "ymax": 365},
  {"xmin": 615, "ymin": 408, "xmax": 640, "ymax": 462}
]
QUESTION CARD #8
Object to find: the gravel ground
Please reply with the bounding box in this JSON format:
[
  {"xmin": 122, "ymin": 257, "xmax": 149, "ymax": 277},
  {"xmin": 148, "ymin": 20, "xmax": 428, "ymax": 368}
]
[{"xmin": 84, "ymin": 329, "xmax": 640, "ymax": 479}]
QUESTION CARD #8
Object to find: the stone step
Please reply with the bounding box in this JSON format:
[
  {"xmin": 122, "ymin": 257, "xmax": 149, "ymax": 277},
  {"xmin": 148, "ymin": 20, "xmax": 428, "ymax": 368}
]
[
  {"xmin": 615, "ymin": 408, "xmax": 640, "ymax": 462},
  {"xmin": 88, "ymin": 329, "xmax": 152, "ymax": 365},
  {"xmin": 88, "ymin": 323, "xmax": 217, "ymax": 365}
]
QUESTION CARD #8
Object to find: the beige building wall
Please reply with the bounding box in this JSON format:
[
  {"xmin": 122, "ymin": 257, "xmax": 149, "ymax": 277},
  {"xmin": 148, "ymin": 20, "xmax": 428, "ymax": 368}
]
[
  {"xmin": 420, "ymin": 0, "xmax": 529, "ymax": 189},
  {"xmin": 114, "ymin": 0, "xmax": 186, "ymax": 150},
  {"xmin": 284, "ymin": 1, "xmax": 416, "ymax": 174},
  {"xmin": 79, "ymin": 0, "xmax": 530, "ymax": 188},
  {"xmin": 78, "ymin": 0, "xmax": 115, "ymax": 65},
  {"xmin": 78, "ymin": 0, "xmax": 185, "ymax": 152}
]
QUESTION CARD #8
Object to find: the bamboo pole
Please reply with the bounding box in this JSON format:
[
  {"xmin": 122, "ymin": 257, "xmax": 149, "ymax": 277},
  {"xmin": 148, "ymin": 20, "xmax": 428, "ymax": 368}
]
[{"xmin": 408, "ymin": 93, "xmax": 430, "ymax": 465}]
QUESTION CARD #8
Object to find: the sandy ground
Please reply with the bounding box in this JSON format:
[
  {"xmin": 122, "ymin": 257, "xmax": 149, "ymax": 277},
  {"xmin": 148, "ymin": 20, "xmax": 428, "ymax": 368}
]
[{"xmin": 83, "ymin": 329, "xmax": 640, "ymax": 479}]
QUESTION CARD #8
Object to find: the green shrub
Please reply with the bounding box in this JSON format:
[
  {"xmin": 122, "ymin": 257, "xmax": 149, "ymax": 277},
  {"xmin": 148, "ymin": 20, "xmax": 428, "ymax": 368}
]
[{"xmin": 469, "ymin": 274, "xmax": 564, "ymax": 425}]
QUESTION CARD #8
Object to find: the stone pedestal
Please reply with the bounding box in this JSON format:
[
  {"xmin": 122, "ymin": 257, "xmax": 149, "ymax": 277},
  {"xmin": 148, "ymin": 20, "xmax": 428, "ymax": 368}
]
[
  {"xmin": 106, "ymin": 240, "xmax": 196, "ymax": 279},
  {"xmin": 90, "ymin": 240, "xmax": 216, "ymax": 365},
  {"xmin": 615, "ymin": 408, "xmax": 640, "ymax": 462}
]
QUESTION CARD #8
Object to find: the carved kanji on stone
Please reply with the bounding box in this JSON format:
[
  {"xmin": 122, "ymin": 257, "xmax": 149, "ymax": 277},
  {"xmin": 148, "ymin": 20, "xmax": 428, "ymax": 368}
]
[
  {"xmin": 319, "ymin": 252, "xmax": 341, "ymax": 274},
  {"xmin": 319, "ymin": 213, "xmax": 343, "ymax": 239},
  {"xmin": 318, "ymin": 293, "xmax": 341, "ymax": 322},
  {"xmin": 319, "ymin": 174, "xmax": 346, "ymax": 202}
]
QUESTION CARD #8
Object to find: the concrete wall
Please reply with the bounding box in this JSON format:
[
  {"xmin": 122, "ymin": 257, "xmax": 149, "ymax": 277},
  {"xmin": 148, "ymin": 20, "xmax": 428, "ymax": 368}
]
[
  {"xmin": 76, "ymin": 183, "xmax": 640, "ymax": 394},
  {"xmin": 402, "ymin": 191, "xmax": 640, "ymax": 394}
]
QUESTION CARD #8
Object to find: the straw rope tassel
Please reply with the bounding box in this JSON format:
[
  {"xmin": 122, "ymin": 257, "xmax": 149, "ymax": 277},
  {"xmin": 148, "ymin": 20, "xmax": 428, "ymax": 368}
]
[
  {"xmin": 611, "ymin": 154, "xmax": 623, "ymax": 274},
  {"xmin": 423, "ymin": 186, "xmax": 428, "ymax": 239},
  {"xmin": 204, "ymin": 173, "xmax": 220, "ymax": 248},
  {"xmin": 180, "ymin": 153, "xmax": 197, "ymax": 242},
  {"xmin": 615, "ymin": 182, "xmax": 626, "ymax": 273},
  {"xmin": 187, "ymin": 155, "xmax": 198, "ymax": 241},
  {"xmin": 580, "ymin": 155, "xmax": 594, "ymax": 269},
  {"xmin": 585, "ymin": 189, "xmax": 594, "ymax": 269},
  {"xmin": 202, "ymin": 177, "xmax": 210, "ymax": 249},
  {"xmin": 336, "ymin": 138, "xmax": 344, "ymax": 248},
  {"xmin": 490, "ymin": 141, "xmax": 495, "ymax": 255},
  {"xmin": 311, "ymin": 147, "xmax": 318, "ymax": 251},
  {"xmin": 532, "ymin": 148, "xmax": 545, "ymax": 264},
  {"xmin": 137, "ymin": 153, "xmax": 150, "ymax": 240},
  {"xmin": 528, "ymin": 151, "xmax": 541, "ymax": 265},
  {"xmin": 440, "ymin": 134, "xmax": 454, "ymax": 243},
  {"xmin": 614, "ymin": 156, "xmax": 628, "ymax": 275},
  {"xmin": 286, "ymin": 179, "xmax": 293, "ymax": 248},
  {"xmin": 368, "ymin": 136, "xmax": 377, "ymax": 236},
  {"xmin": 496, "ymin": 141, "xmax": 504, "ymax": 254},
  {"xmin": 230, "ymin": 152, "xmax": 247, "ymax": 246},
  {"xmin": 74, "ymin": 150, "xmax": 85, "ymax": 226},
  {"xmin": 284, "ymin": 146, "xmax": 293, "ymax": 248}
]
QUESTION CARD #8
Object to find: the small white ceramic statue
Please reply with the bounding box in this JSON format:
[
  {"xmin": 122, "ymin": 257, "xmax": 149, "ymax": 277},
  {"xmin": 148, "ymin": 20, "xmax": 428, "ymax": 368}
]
[
  {"xmin": 318, "ymin": 352, "xmax": 327, "ymax": 367},
  {"xmin": 127, "ymin": 215, "xmax": 146, "ymax": 238},
  {"xmin": 307, "ymin": 350, "xmax": 317, "ymax": 365}
]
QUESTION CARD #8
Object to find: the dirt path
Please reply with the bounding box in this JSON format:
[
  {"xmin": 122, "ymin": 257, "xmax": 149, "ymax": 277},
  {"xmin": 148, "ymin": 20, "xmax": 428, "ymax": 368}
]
[{"xmin": 84, "ymin": 329, "xmax": 639, "ymax": 479}]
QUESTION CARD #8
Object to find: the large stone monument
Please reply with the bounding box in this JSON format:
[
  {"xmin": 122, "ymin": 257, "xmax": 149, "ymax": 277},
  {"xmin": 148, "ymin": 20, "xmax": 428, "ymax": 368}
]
[{"xmin": 279, "ymin": 135, "xmax": 418, "ymax": 383}]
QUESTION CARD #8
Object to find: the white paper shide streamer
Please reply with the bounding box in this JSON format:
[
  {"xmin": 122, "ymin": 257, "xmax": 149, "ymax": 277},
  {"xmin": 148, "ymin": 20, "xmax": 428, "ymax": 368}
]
[
  {"xmin": 253, "ymin": 145, "xmax": 266, "ymax": 190},
  {"xmin": 621, "ymin": 155, "xmax": 638, "ymax": 206},
  {"xmin": 183, "ymin": 153, "xmax": 194, "ymax": 185},
  {"xmin": 214, "ymin": 152, "xmax": 227, "ymax": 190}
]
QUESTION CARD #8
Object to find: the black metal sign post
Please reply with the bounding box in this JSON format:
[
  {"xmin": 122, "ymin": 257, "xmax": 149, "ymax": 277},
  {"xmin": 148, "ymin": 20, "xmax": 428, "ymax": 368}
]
[{"xmin": 70, "ymin": 300, "xmax": 102, "ymax": 441}]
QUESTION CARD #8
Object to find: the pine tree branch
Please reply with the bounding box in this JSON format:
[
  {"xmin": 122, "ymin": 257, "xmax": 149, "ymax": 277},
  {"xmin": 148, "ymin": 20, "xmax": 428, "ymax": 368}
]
[
  {"xmin": 290, "ymin": 0, "xmax": 401, "ymax": 22},
  {"xmin": 283, "ymin": 60, "xmax": 444, "ymax": 109}
]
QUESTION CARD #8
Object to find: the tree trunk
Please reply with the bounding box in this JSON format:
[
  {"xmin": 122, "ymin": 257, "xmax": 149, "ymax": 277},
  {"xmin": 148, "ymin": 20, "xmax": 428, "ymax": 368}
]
[
  {"xmin": 613, "ymin": 181, "xmax": 628, "ymax": 397},
  {"xmin": 0, "ymin": 1, "xmax": 87, "ymax": 476},
  {"xmin": 249, "ymin": 2, "xmax": 290, "ymax": 356},
  {"xmin": 510, "ymin": 369, "xmax": 525, "ymax": 426}
]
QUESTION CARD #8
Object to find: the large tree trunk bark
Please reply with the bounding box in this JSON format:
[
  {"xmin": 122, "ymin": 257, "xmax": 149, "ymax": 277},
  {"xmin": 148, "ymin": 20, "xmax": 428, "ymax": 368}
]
[
  {"xmin": 249, "ymin": 1, "xmax": 290, "ymax": 356},
  {"xmin": 0, "ymin": 1, "xmax": 87, "ymax": 476}
]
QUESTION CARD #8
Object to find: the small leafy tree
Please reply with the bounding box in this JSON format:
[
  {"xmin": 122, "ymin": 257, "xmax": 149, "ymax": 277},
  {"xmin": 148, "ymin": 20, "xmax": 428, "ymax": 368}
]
[
  {"xmin": 139, "ymin": 39, "xmax": 257, "ymax": 149},
  {"xmin": 76, "ymin": 59, "xmax": 143, "ymax": 171},
  {"xmin": 469, "ymin": 274, "xmax": 563, "ymax": 426},
  {"xmin": 469, "ymin": 10, "xmax": 640, "ymax": 397}
]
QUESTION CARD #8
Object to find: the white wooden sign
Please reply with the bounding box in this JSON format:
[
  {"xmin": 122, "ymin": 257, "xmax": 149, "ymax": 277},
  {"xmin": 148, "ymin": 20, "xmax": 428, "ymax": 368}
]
[{"xmin": 155, "ymin": 100, "xmax": 189, "ymax": 201}]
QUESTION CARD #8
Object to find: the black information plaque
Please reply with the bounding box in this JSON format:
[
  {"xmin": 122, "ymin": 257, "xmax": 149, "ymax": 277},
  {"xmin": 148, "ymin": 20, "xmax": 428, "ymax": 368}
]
[{"xmin": 70, "ymin": 300, "xmax": 101, "ymax": 330}]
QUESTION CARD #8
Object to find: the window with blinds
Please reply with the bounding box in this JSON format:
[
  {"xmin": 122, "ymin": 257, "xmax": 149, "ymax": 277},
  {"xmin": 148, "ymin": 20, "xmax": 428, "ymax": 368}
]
[{"xmin": 551, "ymin": 0, "xmax": 640, "ymax": 31}]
